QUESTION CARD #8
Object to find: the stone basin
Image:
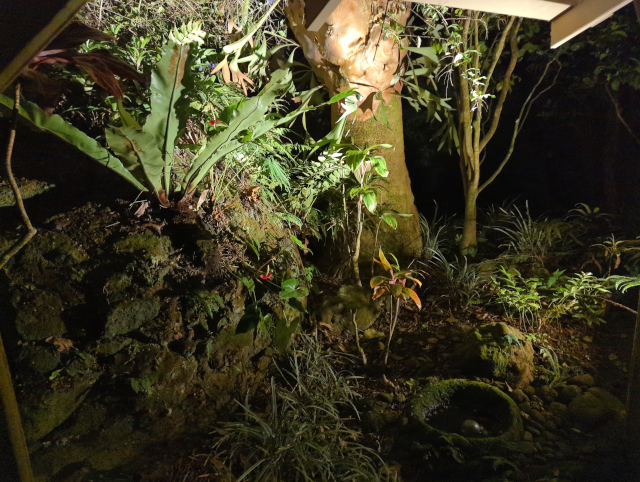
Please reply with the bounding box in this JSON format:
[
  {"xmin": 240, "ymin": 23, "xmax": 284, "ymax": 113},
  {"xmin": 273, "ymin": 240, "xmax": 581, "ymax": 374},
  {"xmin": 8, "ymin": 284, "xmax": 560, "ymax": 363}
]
[{"xmin": 409, "ymin": 380, "xmax": 523, "ymax": 452}]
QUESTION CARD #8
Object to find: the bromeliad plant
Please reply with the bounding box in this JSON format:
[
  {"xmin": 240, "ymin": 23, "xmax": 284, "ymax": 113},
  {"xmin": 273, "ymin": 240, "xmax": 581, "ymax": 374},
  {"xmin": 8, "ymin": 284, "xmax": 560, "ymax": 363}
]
[{"xmin": 371, "ymin": 249, "xmax": 422, "ymax": 365}]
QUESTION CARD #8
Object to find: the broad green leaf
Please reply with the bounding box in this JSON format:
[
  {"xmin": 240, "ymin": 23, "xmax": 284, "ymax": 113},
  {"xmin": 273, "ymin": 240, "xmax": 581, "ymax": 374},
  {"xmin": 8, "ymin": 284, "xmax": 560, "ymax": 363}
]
[
  {"xmin": 370, "ymin": 276, "xmax": 389, "ymax": 288},
  {"xmin": 328, "ymin": 88, "xmax": 359, "ymax": 105},
  {"xmin": 184, "ymin": 69, "xmax": 292, "ymax": 191},
  {"xmin": 0, "ymin": 94, "xmax": 146, "ymax": 191},
  {"xmin": 275, "ymin": 316, "xmax": 299, "ymax": 353},
  {"xmin": 344, "ymin": 151, "xmax": 366, "ymax": 171},
  {"xmin": 381, "ymin": 214, "xmax": 398, "ymax": 229},
  {"xmin": 370, "ymin": 156, "xmax": 389, "ymax": 177},
  {"xmin": 143, "ymin": 40, "xmax": 190, "ymax": 192},
  {"xmin": 362, "ymin": 192, "xmax": 377, "ymax": 212},
  {"xmin": 405, "ymin": 46, "xmax": 439, "ymax": 63},
  {"xmin": 120, "ymin": 127, "xmax": 165, "ymax": 195},
  {"xmin": 105, "ymin": 128, "xmax": 140, "ymax": 171},
  {"xmin": 281, "ymin": 278, "xmax": 299, "ymax": 290},
  {"xmin": 389, "ymin": 283, "xmax": 402, "ymax": 297},
  {"xmin": 117, "ymin": 100, "xmax": 141, "ymax": 129}
]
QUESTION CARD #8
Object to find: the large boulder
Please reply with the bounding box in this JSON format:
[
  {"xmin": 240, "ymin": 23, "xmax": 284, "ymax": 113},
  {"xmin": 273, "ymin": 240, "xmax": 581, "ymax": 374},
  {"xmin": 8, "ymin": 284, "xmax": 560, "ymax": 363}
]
[{"xmin": 452, "ymin": 323, "xmax": 535, "ymax": 388}]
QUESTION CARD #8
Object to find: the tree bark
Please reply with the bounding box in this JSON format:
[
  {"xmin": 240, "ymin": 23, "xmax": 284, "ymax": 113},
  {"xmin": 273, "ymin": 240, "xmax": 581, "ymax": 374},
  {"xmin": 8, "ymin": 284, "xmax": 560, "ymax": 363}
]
[
  {"xmin": 332, "ymin": 98, "xmax": 422, "ymax": 259},
  {"xmin": 286, "ymin": 0, "xmax": 422, "ymax": 259},
  {"xmin": 460, "ymin": 186, "xmax": 478, "ymax": 256}
]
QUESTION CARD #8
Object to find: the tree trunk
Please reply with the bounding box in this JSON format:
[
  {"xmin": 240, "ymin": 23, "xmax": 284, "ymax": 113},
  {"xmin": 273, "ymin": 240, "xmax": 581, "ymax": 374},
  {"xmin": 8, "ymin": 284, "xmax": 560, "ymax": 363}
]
[
  {"xmin": 460, "ymin": 186, "xmax": 478, "ymax": 256},
  {"xmin": 332, "ymin": 99, "xmax": 422, "ymax": 259},
  {"xmin": 286, "ymin": 0, "xmax": 422, "ymax": 259}
]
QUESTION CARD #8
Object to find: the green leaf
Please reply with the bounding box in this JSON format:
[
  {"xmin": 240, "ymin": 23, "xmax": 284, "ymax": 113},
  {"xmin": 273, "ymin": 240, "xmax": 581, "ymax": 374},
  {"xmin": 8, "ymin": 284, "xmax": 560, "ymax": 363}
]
[
  {"xmin": 105, "ymin": 128, "xmax": 140, "ymax": 171},
  {"xmin": 362, "ymin": 192, "xmax": 377, "ymax": 212},
  {"xmin": 405, "ymin": 46, "xmax": 439, "ymax": 63},
  {"xmin": 275, "ymin": 316, "xmax": 299, "ymax": 353},
  {"xmin": 290, "ymin": 233, "xmax": 312, "ymax": 254},
  {"xmin": 117, "ymin": 100, "xmax": 141, "ymax": 129},
  {"xmin": 143, "ymin": 40, "xmax": 191, "ymax": 193},
  {"xmin": 184, "ymin": 69, "xmax": 292, "ymax": 192},
  {"xmin": 382, "ymin": 214, "xmax": 398, "ymax": 229},
  {"xmin": 345, "ymin": 151, "xmax": 366, "ymax": 171},
  {"xmin": 328, "ymin": 88, "xmax": 359, "ymax": 105},
  {"xmin": 0, "ymin": 95, "xmax": 146, "ymax": 191},
  {"xmin": 287, "ymin": 297, "xmax": 307, "ymax": 313},
  {"xmin": 281, "ymin": 278, "xmax": 299, "ymax": 290},
  {"xmin": 120, "ymin": 127, "xmax": 165, "ymax": 195}
]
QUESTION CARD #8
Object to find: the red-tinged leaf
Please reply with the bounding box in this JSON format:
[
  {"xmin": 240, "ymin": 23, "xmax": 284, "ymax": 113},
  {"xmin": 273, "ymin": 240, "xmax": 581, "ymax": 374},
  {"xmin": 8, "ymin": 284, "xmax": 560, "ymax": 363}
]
[
  {"xmin": 372, "ymin": 287, "xmax": 389, "ymax": 300},
  {"xmin": 259, "ymin": 273, "xmax": 273, "ymax": 280},
  {"xmin": 370, "ymin": 276, "xmax": 389, "ymax": 288},
  {"xmin": 404, "ymin": 288, "xmax": 422, "ymax": 310},
  {"xmin": 18, "ymin": 69, "xmax": 63, "ymax": 113},
  {"xmin": 48, "ymin": 21, "xmax": 116, "ymax": 50}
]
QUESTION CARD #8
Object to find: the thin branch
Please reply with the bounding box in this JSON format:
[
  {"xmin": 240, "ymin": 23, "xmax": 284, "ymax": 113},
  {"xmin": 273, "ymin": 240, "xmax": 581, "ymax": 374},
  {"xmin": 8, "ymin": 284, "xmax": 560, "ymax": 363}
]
[
  {"xmin": 479, "ymin": 56, "xmax": 561, "ymax": 193},
  {"xmin": 483, "ymin": 16, "xmax": 516, "ymax": 93},
  {"xmin": 605, "ymin": 298, "xmax": 638, "ymax": 315},
  {"xmin": 479, "ymin": 17, "xmax": 522, "ymax": 153},
  {"xmin": 0, "ymin": 83, "xmax": 38, "ymax": 271},
  {"xmin": 606, "ymin": 85, "xmax": 640, "ymax": 147}
]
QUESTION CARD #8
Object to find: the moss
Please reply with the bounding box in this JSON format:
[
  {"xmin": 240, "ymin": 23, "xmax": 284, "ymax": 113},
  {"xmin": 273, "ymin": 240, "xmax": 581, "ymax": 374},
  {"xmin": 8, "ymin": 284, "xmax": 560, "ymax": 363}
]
[
  {"xmin": 0, "ymin": 178, "xmax": 52, "ymax": 207},
  {"xmin": 13, "ymin": 290, "xmax": 66, "ymax": 340},
  {"xmin": 319, "ymin": 285, "xmax": 381, "ymax": 333},
  {"xmin": 95, "ymin": 338, "xmax": 133, "ymax": 355},
  {"xmin": 18, "ymin": 344, "xmax": 60, "ymax": 374},
  {"xmin": 114, "ymin": 234, "xmax": 172, "ymax": 262},
  {"xmin": 452, "ymin": 322, "xmax": 535, "ymax": 388},
  {"xmin": 104, "ymin": 298, "xmax": 162, "ymax": 338},
  {"xmin": 410, "ymin": 379, "xmax": 523, "ymax": 453}
]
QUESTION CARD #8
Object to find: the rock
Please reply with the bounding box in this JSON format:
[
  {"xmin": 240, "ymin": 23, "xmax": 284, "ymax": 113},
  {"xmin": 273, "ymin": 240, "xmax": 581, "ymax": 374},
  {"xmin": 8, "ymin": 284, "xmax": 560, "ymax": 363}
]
[
  {"xmin": 511, "ymin": 389, "xmax": 530, "ymax": 404},
  {"xmin": 542, "ymin": 430, "xmax": 558, "ymax": 441},
  {"xmin": 319, "ymin": 285, "xmax": 381, "ymax": 333},
  {"xmin": 427, "ymin": 338, "xmax": 439, "ymax": 345},
  {"xmin": 13, "ymin": 290, "xmax": 66, "ymax": 341},
  {"xmin": 530, "ymin": 409, "xmax": 547, "ymax": 425},
  {"xmin": 526, "ymin": 426, "xmax": 541, "ymax": 437},
  {"xmin": 363, "ymin": 328, "xmax": 385, "ymax": 339},
  {"xmin": 544, "ymin": 420, "xmax": 557, "ymax": 432},
  {"xmin": 568, "ymin": 387, "xmax": 625, "ymax": 430},
  {"xmin": 523, "ymin": 386, "xmax": 536, "ymax": 396},
  {"xmin": 567, "ymin": 374, "xmax": 595, "ymax": 387},
  {"xmin": 378, "ymin": 393, "xmax": 395, "ymax": 403},
  {"xmin": 18, "ymin": 345, "xmax": 61, "ymax": 374},
  {"xmin": 548, "ymin": 402, "xmax": 568, "ymax": 415},
  {"xmin": 395, "ymin": 393, "xmax": 406, "ymax": 403},
  {"xmin": 558, "ymin": 385, "xmax": 583, "ymax": 404},
  {"xmin": 452, "ymin": 323, "xmax": 535, "ymax": 388},
  {"xmin": 523, "ymin": 431, "xmax": 534, "ymax": 441},
  {"xmin": 104, "ymin": 298, "xmax": 162, "ymax": 338}
]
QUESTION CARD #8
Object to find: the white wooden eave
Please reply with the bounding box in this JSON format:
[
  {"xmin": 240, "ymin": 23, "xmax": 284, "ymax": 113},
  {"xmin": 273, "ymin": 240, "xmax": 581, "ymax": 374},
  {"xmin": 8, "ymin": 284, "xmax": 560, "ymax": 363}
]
[{"xmin": 305, "ymin": 0, "xmax": 633, "ymax": 48}]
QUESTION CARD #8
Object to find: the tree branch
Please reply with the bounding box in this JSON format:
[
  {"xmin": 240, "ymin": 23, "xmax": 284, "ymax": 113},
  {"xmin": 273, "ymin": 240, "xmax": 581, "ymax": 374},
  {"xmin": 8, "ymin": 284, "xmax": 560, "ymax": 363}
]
[
  {"xmin": 479, "ymin": 17, "xmax": 522, "ymax": 153},
  {"xmin": 479, "ymin": 56, "xmax": 561, "ymax": 193},
  {"xmin": 606, "ymin": 85, "xmax": 640, "ymax": 147},
  {"xmin": 0, "ymin": 83, "xmax": 37, "ymax": 271}
]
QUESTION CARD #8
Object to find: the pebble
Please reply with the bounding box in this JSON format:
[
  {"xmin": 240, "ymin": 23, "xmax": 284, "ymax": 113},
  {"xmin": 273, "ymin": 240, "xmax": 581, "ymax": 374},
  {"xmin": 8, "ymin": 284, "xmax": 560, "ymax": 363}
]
[
  {"xmin": 543, "ymin": 430, "xmax": 558, "ymax": 441},
  {"xmin": 548, "ymin": 401, "xmax": 568, "ymax": 415},
  {"xmin": 523, "ymin": 431, "xmax": 534, "ymax": 441},
  {"xmin": 544, "ymin": 420, "xmax": 557, "ymax": 432},
  {"xmin": 523, "ymin": 386, "xmax": 536, "ymax": 396},
  {"xmin": 530, "ymin": 409, "xmax": 546, "ymax": 425},
  {"xmin": 427, "ymin": 338, "xmax": 439, "ymax": 345},
  {"xmin": 526, "ymin": 426, "xmax": 541, "ymax": 436},
  {"xmin": 568, "ymin": 373, "xmax": 595, "ymax": 387},
  {"xmin": 533, "ymin": 442, "xmax": 543, "ymax": 452},
  {"xmin": 511, "ymin": 389, "xmax": 530, "ymax": 404},
  {"xmin": 558, "ymin": 385, "xmax": 583, "ymax": 404}
]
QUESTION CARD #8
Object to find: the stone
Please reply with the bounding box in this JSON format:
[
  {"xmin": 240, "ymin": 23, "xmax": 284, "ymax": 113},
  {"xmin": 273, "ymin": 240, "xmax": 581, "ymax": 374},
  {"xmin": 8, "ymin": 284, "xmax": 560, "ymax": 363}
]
[
  {"xmin": 452, "ymin": 323, "xmax": 535, "ymax": 388},
  {"xmin": 567, "ymin": 374, "xmax": 595, "ymax": 387},
  {"xmin": 558, "ymin": 385, "xmax": 583, "ymax": 404},
  {"xmin": 523, "ymin": 386, "xmax": 536, "ymax": 396},
  {"xmin": 18, "ymin": 345, "xmax": 60, "ymax": 374},
  {"xmin": 548, "ymin": 402, "xmax": 568, "ymax": 415},
  {"xmin": 511, "ymin": 389, "xmax": 530, "ymax": 404},
  {"xmin": 544, "ymin": 420, "xmax": 557, "ymax": 432},
  {"xmin": 378, "ymin": 393, "xmax": 395, "ymax": 403},
  {"xmin": 319, "ymin": 285, "xmax": 381, "ymax": 333},
  {"xmin": 104, "ymin": 298, "xmax": 162, "ymax": 338},
  {"xmin": 526, "ymin": 426, "xmax": 541, "ymax": 436},
  {"xmin": 523, "ymin": 431, "xmax": 534, "ymax": 441},
  {"xmin": 530, "ymin": 409, "xmax": 547, "ymax": 425},
  {"xmin": 427, "ymin": 338, "xmax": 439, "ymax": 345},
  {"xmin": 363, "ymin": 328, "xmax": 385, "ymax": 339},
  {"xmin": 568, "ymin": 387, "xmax": 625, "ymax": 430}
]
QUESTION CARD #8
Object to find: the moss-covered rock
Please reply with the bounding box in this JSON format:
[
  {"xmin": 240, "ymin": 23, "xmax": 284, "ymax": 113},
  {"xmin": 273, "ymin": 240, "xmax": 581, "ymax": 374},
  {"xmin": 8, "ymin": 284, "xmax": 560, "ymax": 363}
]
[
  {"xmin": 18, "ymin": 344, "xmax": 60, "ymax": 374},
  {"xmin": 452, "ymin": 323, "xmax": 534, "ymax": 388},
  {"xmin": 568, "ymin": 387, "xmax": 625, "ymax": 430},
  {"xmin": 409, "ymin": 379, "xmax": 523, "ymax": 453},
  {"xmin": 13, "ymin": 290, "xmax": 66, "ymax": 340},
  {"xmin": 104, "ymin": 298, "xmax": 162, "ymax": 338},
  {"xmin": 319, "ymin": 285, "xmax": 381, "ymax": 333},
  {"xmin": 114, "ymin": 233, "xmax": 173, "ymax": 262}
]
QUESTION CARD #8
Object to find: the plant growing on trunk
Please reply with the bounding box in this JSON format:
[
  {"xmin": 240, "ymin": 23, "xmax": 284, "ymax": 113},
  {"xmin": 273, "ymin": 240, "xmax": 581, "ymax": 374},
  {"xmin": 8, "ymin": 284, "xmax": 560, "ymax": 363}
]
[
  {"xmin": 430, "ymin": 11, "xmax": 562, "ymax": 255},
  {"xmin": 371, "ymin": 249, "xmax": 422, "ymax": 365},
  {"xmin": 285, "ymin": 0, "xmax": 431, "ymax": 258}
]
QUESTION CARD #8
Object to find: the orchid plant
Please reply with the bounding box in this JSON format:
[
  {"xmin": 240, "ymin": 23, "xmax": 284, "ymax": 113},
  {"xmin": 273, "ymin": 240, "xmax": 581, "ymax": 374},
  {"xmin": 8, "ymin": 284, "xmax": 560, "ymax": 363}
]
[{"xmin": 371, "ymin": 249, "xmax": 422, "ymax": 365}]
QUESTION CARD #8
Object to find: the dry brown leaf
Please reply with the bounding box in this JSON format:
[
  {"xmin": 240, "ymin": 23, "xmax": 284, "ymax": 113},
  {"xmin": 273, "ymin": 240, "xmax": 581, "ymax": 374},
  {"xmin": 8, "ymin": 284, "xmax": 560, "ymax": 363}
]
[
  {"xmin": 197, "ymin": 189, "xmax": 210, "ymax": 210},
  {"xmin": 46, "ymin": 336, "xmax": 74, "ymax": 352},
  {"xmin": 134, "ymin": 200, "xmax": 149, "ymax": 217}
]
